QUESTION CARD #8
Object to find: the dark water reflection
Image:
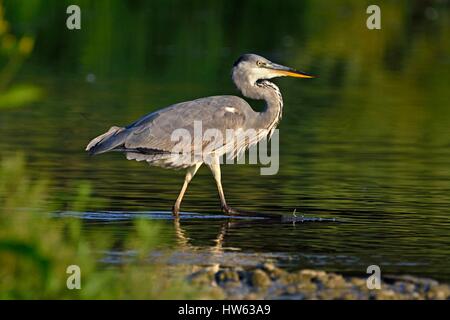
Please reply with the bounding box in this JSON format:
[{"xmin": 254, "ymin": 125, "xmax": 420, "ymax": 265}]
[{"xmin": 61, "ymin": 209, "xmax": 447, "ymax": 281}]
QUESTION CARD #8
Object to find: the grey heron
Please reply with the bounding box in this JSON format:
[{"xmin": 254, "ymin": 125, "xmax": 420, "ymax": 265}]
[{"xmin": 86, "ymin": 54, "xmax": 313, "ymax": 216}]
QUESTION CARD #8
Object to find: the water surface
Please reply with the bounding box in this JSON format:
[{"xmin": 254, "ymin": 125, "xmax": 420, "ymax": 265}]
[{"xmin": 1, "ymin": 71, "xmax": 449, "ymax": 281}]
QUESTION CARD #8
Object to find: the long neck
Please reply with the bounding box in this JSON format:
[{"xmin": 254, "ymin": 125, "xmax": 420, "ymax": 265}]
[{"xmin": 233, "ymin": 76, "xmax": 284, "ymax": 131}]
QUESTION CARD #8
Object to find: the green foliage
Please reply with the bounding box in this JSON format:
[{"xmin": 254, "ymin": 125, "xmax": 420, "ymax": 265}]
[
  {"xmin": 0, "ymin": 154, "xmax": 211, "ymax": 299},
  {"xmin": 0, "ymin": 84, "xmax": 42, "ymax": 108},
  {"xmin": 0, "ymin": 1, "xmax": 41, "ymax": 109}
]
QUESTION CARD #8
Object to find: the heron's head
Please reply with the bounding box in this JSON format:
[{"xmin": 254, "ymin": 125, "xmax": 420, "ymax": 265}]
[{"xmin": 232, "ymin": 53, "xmax": 314, "ymax": 85}]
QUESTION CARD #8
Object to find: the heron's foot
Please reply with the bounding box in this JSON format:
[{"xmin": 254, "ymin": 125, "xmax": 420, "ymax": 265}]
[
  {"xmin": 172, "ymin": 205, "xmax": 180, "ymax": 217},
  {"xmin": 222, "ymin": 205, "xmax": 240, "ymax": 215},
  {"xmin": 222, "ymin": 204, "xmax": 282, "ymax": 219},
  {"xmin": 221, "ymin": 205, "xmax": 260, "ymax": 217}
]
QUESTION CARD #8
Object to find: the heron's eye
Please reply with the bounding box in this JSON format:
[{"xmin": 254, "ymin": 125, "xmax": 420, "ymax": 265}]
[{"xmin": 256, "ymin": 60, "xmax": 264, "ymax": 67}]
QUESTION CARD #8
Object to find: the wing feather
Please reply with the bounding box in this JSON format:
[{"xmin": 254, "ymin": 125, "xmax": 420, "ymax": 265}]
[{"xmin": 124, "ymin": 96, "xmax": 251, "ymax": 154}]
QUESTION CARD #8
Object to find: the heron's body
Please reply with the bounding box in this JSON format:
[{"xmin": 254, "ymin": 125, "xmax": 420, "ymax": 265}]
[
  {"xmin": 86, "ymin": 54, "xmax": 313, "ymax": 215},
  {"xmin": 87, "ymin": 95, "xmax": 264, "ymax": 169}
]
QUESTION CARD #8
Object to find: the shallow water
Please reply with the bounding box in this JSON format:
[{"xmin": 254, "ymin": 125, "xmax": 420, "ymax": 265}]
[{"xmin": 1, "ymin": 68, "xmax": 449, "ymax": 281}]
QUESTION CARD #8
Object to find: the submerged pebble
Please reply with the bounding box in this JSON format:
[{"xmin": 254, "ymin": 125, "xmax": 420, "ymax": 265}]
[{"xmin": 251, "ymin": 269, "xmax": 272, "ymax": 288}]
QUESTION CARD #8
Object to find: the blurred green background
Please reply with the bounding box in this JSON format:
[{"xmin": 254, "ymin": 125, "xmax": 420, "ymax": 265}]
[{"xmin": 0, "ymin": 0, "xmax": 449, "ymax": 298}]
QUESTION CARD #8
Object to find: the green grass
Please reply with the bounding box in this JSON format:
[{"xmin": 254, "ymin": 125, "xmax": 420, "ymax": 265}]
[{"xmin": 0, "ymin": 154, "xmax": 219, "ymax": 299}]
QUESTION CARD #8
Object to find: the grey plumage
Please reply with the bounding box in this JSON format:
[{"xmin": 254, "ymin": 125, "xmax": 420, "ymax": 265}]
[
  {"xmin": 86, "ymin": 53, "xmax": 313, "ymax": 215},
  {"xmin": 87, "ymin": 95, "xmax": 253, "ymax": 168}
]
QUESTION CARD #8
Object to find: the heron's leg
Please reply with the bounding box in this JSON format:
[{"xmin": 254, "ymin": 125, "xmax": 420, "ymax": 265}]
[
  {"xmin": 207, "ymin": 157, "xmax": 238, "ymax": 215},
  {"xmin": 172, "ymin": 163, "xmax": 202, "ymax": 216}
]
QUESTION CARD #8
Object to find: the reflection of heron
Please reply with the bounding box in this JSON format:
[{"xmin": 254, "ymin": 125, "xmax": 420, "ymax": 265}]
[
  {"xmin": 173, "ymin": 217, "xmax": 231, "ymax": 255},
  {"xmin": 86, "ymin": 54, "xmax": 313, "ymax": 216},
  {"xmin": 172, "ymin": 217, "xmax": 235, "ymax": 271}
]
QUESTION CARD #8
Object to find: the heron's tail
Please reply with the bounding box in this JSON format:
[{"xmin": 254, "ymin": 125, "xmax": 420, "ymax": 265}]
[{"xmin": 85, "ymin": 126, "xmax": 128, "ymax": 155}]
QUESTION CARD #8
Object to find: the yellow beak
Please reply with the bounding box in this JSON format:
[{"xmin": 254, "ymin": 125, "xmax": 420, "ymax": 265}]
[{"xmin": 276, "ymin": 69, "xmax": 315, "ymax": 78}]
